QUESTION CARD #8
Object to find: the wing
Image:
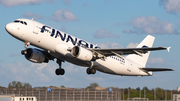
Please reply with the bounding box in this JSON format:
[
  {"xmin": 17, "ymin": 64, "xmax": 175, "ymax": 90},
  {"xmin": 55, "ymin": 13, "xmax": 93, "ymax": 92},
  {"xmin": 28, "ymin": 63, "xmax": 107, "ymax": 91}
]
[
  {"xmin": 140, "ymin": 68, "xmax": 173, "ymax": 72},
  {"xmin": 90, "ymin": 47, "xmax": 170, "ymax": 59}
]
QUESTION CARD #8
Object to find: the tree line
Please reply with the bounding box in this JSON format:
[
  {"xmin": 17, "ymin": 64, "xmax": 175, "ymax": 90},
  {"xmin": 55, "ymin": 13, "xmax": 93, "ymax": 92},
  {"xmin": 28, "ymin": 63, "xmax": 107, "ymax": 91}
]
[
  {"xmin": 121, "ymin": 87, "xmax": 177, "ymax": 100},
  {"xmin": 8, "ymin": 81, "xmax": 32, "ymax": 89}
]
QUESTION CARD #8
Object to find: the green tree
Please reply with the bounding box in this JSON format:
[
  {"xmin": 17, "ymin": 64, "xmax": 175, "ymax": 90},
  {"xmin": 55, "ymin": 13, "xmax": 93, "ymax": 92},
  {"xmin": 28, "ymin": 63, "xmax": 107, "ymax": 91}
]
[
  {"xmin": 61, "ymin": 85, "xmax": 65, "ymax": 88},
  {"xmin": 8, "ymin": 81, "xmax": 32, "ymax": 89},
  {"xmin": 86, "ymin": 83, "xmax": 99, "ymax": 89},
  {"xmin": 15, "ymin": 81, "xmax": 23, "ymax": 88},
  {"xmin": 23, "ymin": 83, "xmax": 32, "ymax": 88}
]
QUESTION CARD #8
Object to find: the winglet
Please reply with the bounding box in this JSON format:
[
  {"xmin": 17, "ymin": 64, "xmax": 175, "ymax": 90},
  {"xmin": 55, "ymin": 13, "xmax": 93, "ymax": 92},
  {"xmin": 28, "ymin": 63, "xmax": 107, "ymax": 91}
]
[{"xmin": 167, "ymin": 47, "xmax": 171, "ymax": 52}]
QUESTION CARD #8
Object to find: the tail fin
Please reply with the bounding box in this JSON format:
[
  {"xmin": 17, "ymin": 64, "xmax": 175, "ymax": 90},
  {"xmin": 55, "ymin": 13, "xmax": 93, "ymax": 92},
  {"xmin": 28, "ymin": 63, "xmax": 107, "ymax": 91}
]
[{"xmin": 126, "ymin": 35, "xmax": 155, "ymax": 67}]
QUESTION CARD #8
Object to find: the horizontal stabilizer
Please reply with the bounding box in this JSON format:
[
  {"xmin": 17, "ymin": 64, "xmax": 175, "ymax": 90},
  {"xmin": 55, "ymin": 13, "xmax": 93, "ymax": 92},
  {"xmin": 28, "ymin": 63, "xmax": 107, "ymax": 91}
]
[{"xmin": 140, "ymin": 68, "xmax": 173, "ymax": 72}]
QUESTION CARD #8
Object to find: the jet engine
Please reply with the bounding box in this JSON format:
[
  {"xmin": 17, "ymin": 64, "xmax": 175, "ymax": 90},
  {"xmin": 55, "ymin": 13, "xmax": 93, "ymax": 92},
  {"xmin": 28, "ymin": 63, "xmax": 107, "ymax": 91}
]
[
  {"xmin": 24, "ymin": 48, "xmax": 48, "ymax": 63},
  {"xmin": 71, "ymin": 46, "xmax": 94, "ymax": 61}
]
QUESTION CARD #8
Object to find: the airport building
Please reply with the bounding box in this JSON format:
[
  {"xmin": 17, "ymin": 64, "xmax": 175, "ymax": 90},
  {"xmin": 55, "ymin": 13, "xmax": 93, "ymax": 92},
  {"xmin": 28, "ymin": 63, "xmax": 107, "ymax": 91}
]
[
  {"xmin": 0, "ymin": 87, "xmax": 121, "ymax": 101},
  {"xmin": 0, "ymin": 94, "xmax": 37, "ymax": 101}
]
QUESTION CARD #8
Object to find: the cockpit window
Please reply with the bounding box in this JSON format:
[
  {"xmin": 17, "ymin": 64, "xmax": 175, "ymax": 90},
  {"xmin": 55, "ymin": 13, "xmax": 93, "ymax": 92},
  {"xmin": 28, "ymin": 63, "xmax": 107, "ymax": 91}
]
[
  {"xmin": 13, "ymin": 20, "xmax": 28, "ymax": 25},
  {"xmin": 20, "ymin": 21, "xmax": 23, "ymax": 24},
  {"xmin": 14, "ymin": 20, "xmax": 20, "ymax": 23}
]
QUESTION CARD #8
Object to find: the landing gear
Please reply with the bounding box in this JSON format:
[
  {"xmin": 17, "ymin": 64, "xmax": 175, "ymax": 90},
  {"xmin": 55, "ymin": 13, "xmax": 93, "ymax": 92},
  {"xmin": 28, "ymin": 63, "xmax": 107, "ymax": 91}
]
[
  {"xmin": 86, "ymin": 68, "xmax": 96, "ymax": 75},
  {"xmin": 21, "ymin": 42, "xmax": 30, "ymax": 55},
  {"xmin": 55, "ymin": 59, "xmax": 65, "ymax": 75},
  {"xmin": 55, "ymin": 68, "xmax": 65, "ymax": 75},
  {"xmin": 21, "ymin": 50, "xmax": 27, "ymax": 55}
]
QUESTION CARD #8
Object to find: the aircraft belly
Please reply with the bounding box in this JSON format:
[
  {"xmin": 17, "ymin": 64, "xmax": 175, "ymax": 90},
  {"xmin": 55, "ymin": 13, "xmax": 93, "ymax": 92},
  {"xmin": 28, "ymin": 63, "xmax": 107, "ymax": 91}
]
[{"xmin": 50, "ymin": 52, "xmax": 91, "ymax": 67}]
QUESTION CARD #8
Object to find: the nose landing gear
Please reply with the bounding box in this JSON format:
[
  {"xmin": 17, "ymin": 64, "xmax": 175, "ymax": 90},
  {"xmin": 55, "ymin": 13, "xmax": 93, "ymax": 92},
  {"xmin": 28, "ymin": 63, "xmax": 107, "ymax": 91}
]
[{"xmin": 21, "ymin": 42, "xmax": 30, "ymax": 55}]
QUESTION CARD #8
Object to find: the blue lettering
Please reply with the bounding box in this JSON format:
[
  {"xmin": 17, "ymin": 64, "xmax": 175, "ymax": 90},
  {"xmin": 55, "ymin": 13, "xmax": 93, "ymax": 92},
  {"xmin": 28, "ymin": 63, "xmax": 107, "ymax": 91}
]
[
  {"xmin": 51, "ymin": 29, "xmax": 55, "ymax": 37},
  {"xmin": 43, "ymin": 26, "xmax": 98, "ymax": 49},
  {"xmin": 41, "ymin": 26, "xmax": 51, "ymax": 33},
  {"xmin": 55, "ymin": 31, "xmax": 66, "ymax": 41},
  {"xmin": 78, "ymin": 40, "xmax": 88, "ymax": 48},
  {"xmin": 66, "ymin": 35, "xmax": 77, "ymax": 45}
]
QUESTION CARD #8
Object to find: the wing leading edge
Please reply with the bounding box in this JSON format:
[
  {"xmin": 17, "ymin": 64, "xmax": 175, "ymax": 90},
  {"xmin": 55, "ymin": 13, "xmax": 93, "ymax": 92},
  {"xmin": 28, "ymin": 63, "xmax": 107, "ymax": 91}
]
[{"xmin": 90, "ymin": 47, "xmax": 169, "ymax": 59}]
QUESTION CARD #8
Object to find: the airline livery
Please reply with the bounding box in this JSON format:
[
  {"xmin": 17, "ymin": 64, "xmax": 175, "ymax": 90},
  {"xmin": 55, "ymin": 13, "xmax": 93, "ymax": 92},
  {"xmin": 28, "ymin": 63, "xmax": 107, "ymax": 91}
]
[{"xmin": 5, "ymin": 19, "xmax": 173, "ymax": 76}]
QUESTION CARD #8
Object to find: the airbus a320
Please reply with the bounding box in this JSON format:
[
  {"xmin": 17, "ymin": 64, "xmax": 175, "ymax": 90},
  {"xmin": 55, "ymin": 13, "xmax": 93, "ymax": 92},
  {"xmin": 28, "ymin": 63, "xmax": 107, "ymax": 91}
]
[{"xmin": 5, "ymin": 19, "xmax": 173, "ymax": 76}]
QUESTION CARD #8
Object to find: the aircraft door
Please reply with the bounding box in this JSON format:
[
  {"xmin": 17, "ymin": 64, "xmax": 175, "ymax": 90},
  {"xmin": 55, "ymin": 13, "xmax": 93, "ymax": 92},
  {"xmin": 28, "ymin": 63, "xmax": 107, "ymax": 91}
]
[
  {"xmin": 33, "ymin": 21, "xmax": 39, "ymax": 34},
  {"xmin": 128, "ymin": 62, "xmax": 132, "ymax": 72}
]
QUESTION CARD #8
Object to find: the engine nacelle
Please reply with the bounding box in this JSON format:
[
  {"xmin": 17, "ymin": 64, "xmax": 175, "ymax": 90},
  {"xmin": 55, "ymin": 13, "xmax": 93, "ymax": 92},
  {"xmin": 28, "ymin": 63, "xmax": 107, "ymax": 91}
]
[
  {"xmin": 25, "ymin": 48, "xmax": 48, "ymax": 63},
  {"xmin": 71, "ymin": 46, "xmax": 93, "ymax": 61}
]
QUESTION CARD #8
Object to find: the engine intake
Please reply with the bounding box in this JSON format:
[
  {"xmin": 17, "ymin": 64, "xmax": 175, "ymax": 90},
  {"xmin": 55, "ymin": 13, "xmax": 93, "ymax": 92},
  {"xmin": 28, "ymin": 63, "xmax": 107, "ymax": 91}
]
[
  {"xmin": 71, "ymin": 46, "xmax": 94, "ymax": 61},
  {"xmin": 25, "ymin": 48, "xmax": 48, "ymax": 63}
]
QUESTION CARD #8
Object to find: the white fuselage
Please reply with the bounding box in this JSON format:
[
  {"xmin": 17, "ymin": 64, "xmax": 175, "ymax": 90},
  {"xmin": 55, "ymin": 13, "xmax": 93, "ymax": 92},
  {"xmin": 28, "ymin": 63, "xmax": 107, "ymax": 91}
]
[{"xmin": 6, "ymin": 19, "xmax": 152, "ymax": 76}]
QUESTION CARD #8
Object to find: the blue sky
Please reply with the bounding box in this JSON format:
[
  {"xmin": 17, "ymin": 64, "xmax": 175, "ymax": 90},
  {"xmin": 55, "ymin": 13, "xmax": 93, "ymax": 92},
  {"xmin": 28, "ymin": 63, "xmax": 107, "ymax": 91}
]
[{"xmin": 0, "ymin": 0, "xmax": 180, "ymax": 90}]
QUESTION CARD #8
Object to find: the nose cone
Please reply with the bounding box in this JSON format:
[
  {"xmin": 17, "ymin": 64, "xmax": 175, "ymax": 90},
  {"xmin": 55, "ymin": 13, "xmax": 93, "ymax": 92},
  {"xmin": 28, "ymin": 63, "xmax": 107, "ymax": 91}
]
[{"xmin": 5, "ymin": 23, "xmax": 13, "ymax": 34}]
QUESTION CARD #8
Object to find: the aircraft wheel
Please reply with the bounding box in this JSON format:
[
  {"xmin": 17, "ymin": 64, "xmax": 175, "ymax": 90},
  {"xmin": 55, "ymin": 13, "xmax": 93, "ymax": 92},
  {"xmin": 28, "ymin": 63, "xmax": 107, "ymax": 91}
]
[
  {"xmin": 55, "ymin": 69, "xmax": 61, "ymax": 75},
  {"xmin": 21, "ymin": 50, "xmax": 27, "ymax": 55},
  {"xmin": 60, "ymin": 69, "xmax": 65, "ymax": 75},
  {"xmin": 86, "ymin": 68, "xmax": 91, "ymax": 74},
  {"xmin": 91, "ymin": 68, "xmax": 96, "ymax": 74}
]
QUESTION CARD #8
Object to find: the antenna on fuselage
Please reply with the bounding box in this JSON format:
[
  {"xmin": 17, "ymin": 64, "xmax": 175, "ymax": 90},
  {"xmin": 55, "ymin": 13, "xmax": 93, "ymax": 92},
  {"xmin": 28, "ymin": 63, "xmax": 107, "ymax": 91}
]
[{"xmin": 31, "ymin": 18, "xmax": 34, "ymax": 20}]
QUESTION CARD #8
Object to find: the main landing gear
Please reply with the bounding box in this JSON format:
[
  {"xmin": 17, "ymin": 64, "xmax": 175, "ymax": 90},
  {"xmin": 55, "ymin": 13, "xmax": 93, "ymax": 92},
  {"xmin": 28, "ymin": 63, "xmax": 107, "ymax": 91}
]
[
  {"xmin": 55, "ymin": 59, "xmax": 65, "ymax": 75},
  {"xmin": 86, "ymin": 68, "xmax": 96, "ymax": 75},
  {"xmin": 21, "ymin": 42, "xmax": 30, "ymax": 55}
]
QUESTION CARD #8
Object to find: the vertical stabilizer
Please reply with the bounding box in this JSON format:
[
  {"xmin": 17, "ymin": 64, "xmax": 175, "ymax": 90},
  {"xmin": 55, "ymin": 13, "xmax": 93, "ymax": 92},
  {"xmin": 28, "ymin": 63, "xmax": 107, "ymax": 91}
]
[{"xmin": 126, "ymin": 35, "xmax": 155, "ymax": 67}]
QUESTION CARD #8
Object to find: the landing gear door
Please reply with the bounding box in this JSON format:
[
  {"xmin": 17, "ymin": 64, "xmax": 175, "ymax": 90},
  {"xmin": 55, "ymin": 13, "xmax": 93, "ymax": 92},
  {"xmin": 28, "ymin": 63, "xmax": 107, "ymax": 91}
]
[{"xmin": 33, "ymin": 21, "xmax": 39, "ymax": 34}]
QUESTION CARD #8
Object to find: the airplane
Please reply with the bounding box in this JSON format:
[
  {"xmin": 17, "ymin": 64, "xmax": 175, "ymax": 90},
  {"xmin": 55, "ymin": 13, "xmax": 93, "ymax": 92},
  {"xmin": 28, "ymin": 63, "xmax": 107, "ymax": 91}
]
[{"xmin": 5, "ymin": 18, "xmax": 173, "ymax": 76}]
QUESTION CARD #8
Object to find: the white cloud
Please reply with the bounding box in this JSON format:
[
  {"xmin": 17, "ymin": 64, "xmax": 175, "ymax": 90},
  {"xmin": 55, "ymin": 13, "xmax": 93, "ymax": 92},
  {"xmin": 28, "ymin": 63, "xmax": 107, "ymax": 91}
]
[
  {"xmin": 82, "ymin": 2, "xmax": 88, "ymax": 7},
  {"xmin": 10, "ymin": 53, "xmax": 21, "ymax": 57},
  {"xmin": 0, "ymin": 0, "xmax": 51, "ymax": 7},
  {"xmin": 61, "ymin": 26, "xmax": 66, "ymax": 32},
  {"xmin": 126, "ymin": 43, "xmax": 139, "ymax": 48},
  {"xmin": 0, "ymin": 60, "xmax": 175, "ymax": 89},
  {"xmin": 31, "ymin": 63, "xmax": 47, "ymax": 71},
  {"xmin": 160, "ymin": 0, "xmax": 180, "ymax": 14},
  {"xmin": 0, "ymin": 62, "xmax": 53, "ymax": 84},
  {"xmin": 147, "ymin": 57, "xmax": 165, "ymax": 64},
  {"xmin": 123, "ymin": 29, "xmax": 137, "ymax": 34},
  {"xmin": 86, "ymin": 76, "xmax": 105, "ymax": 82},
  {"xmin": 98, "ymin": 42, "xmax": 123, "ymax": 49},
  {"xmin": 98, "ymin": 42, "xmax": 138, "ymax": 49},
  {"xmin": 61, "ymin": 0, "xmax": 71, "ymax": 5},
  {"xmin": 124, "ymin": 16, "xmax": 179, "ymax": 34},
  {"xmin": 51, "ymin": 9, "xmax": 78, "ymax": 22},
  {"xmin": 94, "ymin": 28, "xmax": 119, "ymax": 38},
  {"xmin": 21, "ymin": 12, "xmax": 45, "ymax": 20},
  {"xmin": 65, "ymin": 64, "xmax": 79, "ymax": 73}
]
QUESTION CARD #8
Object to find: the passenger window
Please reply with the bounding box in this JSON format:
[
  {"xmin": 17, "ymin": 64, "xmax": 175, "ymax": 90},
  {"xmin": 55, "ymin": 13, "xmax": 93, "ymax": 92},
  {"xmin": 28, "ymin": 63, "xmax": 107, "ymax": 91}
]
[{"xmin": 24, "ymin": 22, "xmax": 27, "ymax": 25}]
